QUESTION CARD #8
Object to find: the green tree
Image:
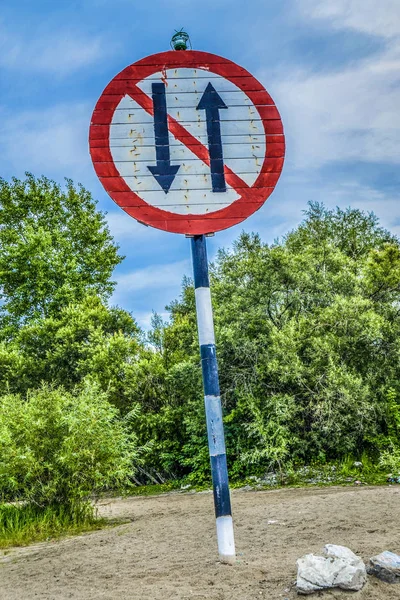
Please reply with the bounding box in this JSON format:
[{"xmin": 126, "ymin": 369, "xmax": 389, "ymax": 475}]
[
  {"xmin": 0, "ymin": 174, "xmax": 122, "ymax": 334},
  {"xmin": 0, "ymin": 296, "xmax": 143, "ymax": 412},
  {"xmin": 148, "ymin": 203, "xmax": 400, "ymax": 480}
]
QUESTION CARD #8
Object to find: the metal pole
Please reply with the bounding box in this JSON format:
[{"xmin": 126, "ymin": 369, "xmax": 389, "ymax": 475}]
[{"xmin": 191, "ymin": 234, "xmax": 236, "ymax": 564}]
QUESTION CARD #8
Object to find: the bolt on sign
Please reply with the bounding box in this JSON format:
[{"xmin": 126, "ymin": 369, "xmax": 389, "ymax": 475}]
[
  {"xmin": 89, "ymin": 47, "xmax": 285, "ymax": 564},
  {"xmin": 89, "ymin": 50, "xmax": 284, "ymax": 234}
]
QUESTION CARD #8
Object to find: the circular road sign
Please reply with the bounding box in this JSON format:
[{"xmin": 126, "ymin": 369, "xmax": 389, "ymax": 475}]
[{"xmin": 89, "ymin": 50, "xmax": 285, "ymax": 235}]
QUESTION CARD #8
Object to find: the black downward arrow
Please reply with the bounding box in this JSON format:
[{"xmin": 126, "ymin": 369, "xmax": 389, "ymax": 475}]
[
  {"xmin": 148, "ymin": 82, "xmax": 180, "ymax": 193},
  {"xmin": 197, "ymin": 82, "xmax": 228, "ymax": 193}
]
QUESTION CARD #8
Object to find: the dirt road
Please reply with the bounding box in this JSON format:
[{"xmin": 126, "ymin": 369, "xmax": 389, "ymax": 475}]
[{"xmin": 0, "ymin": 486, "xmax": 399, "ymax": 599}]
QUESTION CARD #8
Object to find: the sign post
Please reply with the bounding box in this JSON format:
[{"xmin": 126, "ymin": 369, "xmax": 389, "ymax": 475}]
[
  {"xmin": 89, "ymin": 42, "xmax": 285, "ymax": 563},
  {"xmin": 191, "ymin": 234, "xmax": 235, "ymax": 562}
]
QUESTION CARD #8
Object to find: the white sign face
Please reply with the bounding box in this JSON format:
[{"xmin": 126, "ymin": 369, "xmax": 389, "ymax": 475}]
[{"xmin": 109, "ymin": 68, "xmax": 266, "ymax": 215}]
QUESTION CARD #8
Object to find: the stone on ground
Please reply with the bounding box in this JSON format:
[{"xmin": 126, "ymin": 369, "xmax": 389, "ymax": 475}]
[
  {"xmin": 296, "ymin": 544, "xmax": 367, "ymax": 594},
  {"xmin": 367, "ymin": 551, "xmax": 400, "ymax": 583}
]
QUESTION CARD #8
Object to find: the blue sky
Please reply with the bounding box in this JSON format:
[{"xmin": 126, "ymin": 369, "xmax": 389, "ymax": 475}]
[{"xmin": 1, "ymin": 0, "xmax": 399, "ymax": 329}]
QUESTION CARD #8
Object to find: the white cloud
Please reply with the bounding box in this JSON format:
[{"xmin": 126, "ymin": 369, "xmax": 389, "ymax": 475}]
[
  {"xmin": 133, "ymin": 310, "xmax": 170, "ymax": 331},
  {"xmin": 258, "ymin": 0, "xmax": 400, "ymax": 173},
  {"xmin": 0, "ymin": 103, "xmax": 92, "ymax": 179},
  {"xmin": 300, "ymin": 0, "xmax": 400, "ymax": 39},
  {"xmin": 106, "ymin": 211, "xmax": 166, "ymax": 241},
  {"xmin": 0, "ymin": 25, "xmax": 114, "ymax": 75},
  {"xmin": 272, "ymin": 49, "xmax": 400, "ymax": 169},
  {"xmin": 111, "ymin": 260, "xmax": 190, "ymax": 303}
]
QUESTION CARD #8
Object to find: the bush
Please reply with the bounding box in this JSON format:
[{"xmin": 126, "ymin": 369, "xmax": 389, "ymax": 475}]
[
  {"xmin": 0, "ymin": 503, "xmax": 104, "ymax": 548},
  {"xmin": 0, "ymin": 380, "xmax": 139, "ymax": 512}
]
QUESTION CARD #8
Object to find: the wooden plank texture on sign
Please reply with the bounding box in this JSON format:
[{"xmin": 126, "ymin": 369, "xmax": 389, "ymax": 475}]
[
  {"xmin": 92, "ymin": 107, "xmax": 275, "ymax": 125},
  {"xmin": 90, "ymin": 133, "xmax": 284, "ymax": 148},
  {"xmin": 95, "ymin": 90, "xmax": 273, "ymax": 110},
  {"xmin": 100, "ymin": 119, "xmax": 284, "ymax": 136},
  {"xmin": 95, "ymin": 159, "xmax": 263, "ymax": 178},
  {"xmin": 97, "ymin": 174, "xmax": 252, "ymax": 192},
  {"xmin": 99, "ymin": 171, "xmax": 282, "ymax": 193},
  {"xmin": 109, "ymin": 76, "xmax": 268, "ymax": 95},
  {"xmin": 95, "ymin": 156, "xmax": 284, "ymax": 181},
  {"xmin": 91, "ymin": 142, "xmax": 284, "ymax": 163}
]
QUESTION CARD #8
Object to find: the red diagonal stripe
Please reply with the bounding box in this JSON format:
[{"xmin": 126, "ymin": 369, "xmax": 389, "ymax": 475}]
[{"xmin": 125, "ymin": 82, "xmax": 251, "ymax": 195}]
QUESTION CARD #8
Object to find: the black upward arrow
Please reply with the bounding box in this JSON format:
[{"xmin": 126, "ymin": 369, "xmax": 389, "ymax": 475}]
[
  {"xmin": 148, "ymin": 82, "xmax": 180, "ymax": 193},
  {"xmin": 196, "ymin": 82, "xmax": 228, "ymax": 193}
]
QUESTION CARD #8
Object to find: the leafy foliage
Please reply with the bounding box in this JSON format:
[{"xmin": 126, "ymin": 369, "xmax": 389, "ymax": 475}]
[
  {"xmin": 0, "ymin": 296, "xmax": 142, "ymax": 408},
  {"xmin": 0, "ymin": 174, "xmax": 122, "ymax": 333},
  {"xmin": 0, "ymin": 381, "xmax": 139, "ymax": 509},
  {"xmin": 137, "ymin": 203, "xmax": 400, "ymax": 481},
  {"xmin": 1, "ymin": 184, "xmax": 399, "ymax": 495}
]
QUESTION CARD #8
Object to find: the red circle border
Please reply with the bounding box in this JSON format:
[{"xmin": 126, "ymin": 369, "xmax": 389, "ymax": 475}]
[{"xmin": 89, "ymin": 50, "xmax": 285, "ymax": 235}]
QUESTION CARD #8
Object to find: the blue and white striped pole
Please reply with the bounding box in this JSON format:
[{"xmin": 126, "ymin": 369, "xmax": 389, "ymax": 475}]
[{"xmin": 191, "ymin": 234, "xmax": 236, "ymax": 564}]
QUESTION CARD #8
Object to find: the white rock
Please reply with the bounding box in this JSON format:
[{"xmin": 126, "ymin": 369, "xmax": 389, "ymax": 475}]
[
  {"xmin": 296, "ymin": 545, "xmax": 367, "ymax": 594},
  {"xmin": 368, "ymin": 551, "xmax": 400, "ymax": 583},
  {"xmin": 324, "ymin": 544, "xmax": 360, "ymax": 562}
]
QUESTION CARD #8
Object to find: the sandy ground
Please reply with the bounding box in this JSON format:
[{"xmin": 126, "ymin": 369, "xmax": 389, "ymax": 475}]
[{"xmin": 0, "ymin": 486, "xmax": 399, "ymax": 599}]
